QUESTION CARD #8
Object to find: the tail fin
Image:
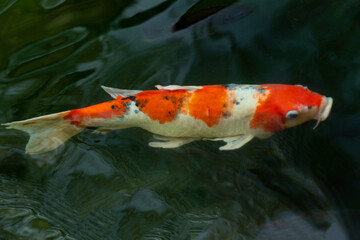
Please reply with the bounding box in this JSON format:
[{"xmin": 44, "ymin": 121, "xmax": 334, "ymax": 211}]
[{"xmin": 2, "ymin": 111, "xmax": 83, "ymax": 154}]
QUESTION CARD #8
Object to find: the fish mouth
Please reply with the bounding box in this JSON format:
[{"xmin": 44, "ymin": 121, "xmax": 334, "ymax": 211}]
[
  {"xmin": 313, "ymin": 97, "xmax": 333, "ymax": 129},
  {"xmin": 320, "ymin": 97, "xmax": 333, "ymax": 121}
]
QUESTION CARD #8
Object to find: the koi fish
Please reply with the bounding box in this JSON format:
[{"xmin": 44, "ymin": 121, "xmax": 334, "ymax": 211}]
[{"xmin": 2, "ymin": 84, "xmax": 333, "ymax": 154}]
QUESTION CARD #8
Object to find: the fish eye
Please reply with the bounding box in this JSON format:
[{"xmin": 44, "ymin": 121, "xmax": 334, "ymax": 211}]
[{"xmin": 286, "ymin": 110, "xmax": 299, "ymax": 119}]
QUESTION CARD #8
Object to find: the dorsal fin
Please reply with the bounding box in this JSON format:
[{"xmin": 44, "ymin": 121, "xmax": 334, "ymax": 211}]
[
  {"xmin": 155, "ymin": 85, "xmax": 202, "ymax": 91},
  {"xmin": 101, "ymin": 86, "xmax": 141, "ymax": 99}
]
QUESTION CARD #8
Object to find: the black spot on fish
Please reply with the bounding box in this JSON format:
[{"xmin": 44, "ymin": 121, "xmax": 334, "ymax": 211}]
[
  {"xmin": 111, "ymin": 105, "xmax": 120, "ymax": 110},
  {"xmin": 232, "ymin": 100, "xmax": 240, "ymax": 105},
  {"xmin": 125, "ymin": 102, "xmax": 131, "ymax": 111},
  {"xmin": 121, "ymin": 96, "xmax": 136, "ymax": 101},
  {"xmin": 222, "ymin": 111, "xmax": 231, "ymax": 118},
  {"xmin": 258, "ymin": 87, "xmax": 266, "ymax": 94},
  {"xmin": 243, "ymin": 86, "xmax": 257, "ymax": 91},
  {"xmin": 135, "ymin": 99, "xmax": 148, "ymax": 109},
  {"xmin": 135, "ymin": 110, "xmax": 139, "ymax": 114},
  {"xmin": 222, "ymin": 84, "xmax": 236, "ymax": 90}
]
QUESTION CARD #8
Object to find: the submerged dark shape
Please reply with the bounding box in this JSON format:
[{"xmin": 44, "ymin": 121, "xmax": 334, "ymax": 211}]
[
  {"xmin": 254, "ymin": 212, "xmax": 335, "ymax": 239},
  {"xmin": 141, "ymin": 3, "xmax": 254, "ymax": 39},
  {"xmin": 173, "ymin": 5, "xmax": 229, "ymax": 31},
  {"xmin": 117, "ymin": 0, "xmax": 176, "ymax": 29},
  {"xmin": 173, "ymin": 1, "xmax": 253, "ymax": 31},
  {"xmin": 121, "ymin": 96, "xmax": 136, "ymax": 101}
]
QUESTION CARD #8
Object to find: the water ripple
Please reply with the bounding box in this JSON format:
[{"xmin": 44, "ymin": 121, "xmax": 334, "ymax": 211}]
[
  {"xmin": 6, "ymin": 27, "xmax": 88, "ymax": 77},
  {"xmin": 0, "ymin": 0, "xmax": 357, "ymax": 238},
  {"xmin": 0, "ymin": 175, "xmax": 123, "ymax": 239},
  {"xmin": 0, "ymin": 0, "xmax": 16, "ymax": 16},
  {"xmin": 41, "ymin": 0, "xmax": 66, "ymax": 10}
]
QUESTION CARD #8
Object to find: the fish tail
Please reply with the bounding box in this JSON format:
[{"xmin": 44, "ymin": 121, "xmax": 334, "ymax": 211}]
[{"xmin": 2, "ymin": 111, "xmax": 83, "ymax": 154}]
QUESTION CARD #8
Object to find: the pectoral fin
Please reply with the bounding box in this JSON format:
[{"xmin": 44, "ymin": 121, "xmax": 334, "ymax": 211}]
[
  {"xmin": 91, "ymin": 126, "xmax": 130, "ymax": 135},
  {"xmin": 149, "ymin": 135, "xmax": 197, "ymax": 149},
  {"xmin": 207, "ymin": 135, "xmax": 254, "ymax": 150},
  {"xmin": 91, "ymin": 128, "xmax": 114, "ymax": 135}
]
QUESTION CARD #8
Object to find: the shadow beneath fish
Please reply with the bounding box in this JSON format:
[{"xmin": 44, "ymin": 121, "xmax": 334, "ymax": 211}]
[
  {"xmin": 117, "ymin": 0, "xmax": 176, "ymax": 29},
  {"xmin": 141, "ymin": 3, "xmax": 254, "ymax": 39},
  {"xmin": 173, "ymin": 2, "xmax": 254, "ymax": 32}
]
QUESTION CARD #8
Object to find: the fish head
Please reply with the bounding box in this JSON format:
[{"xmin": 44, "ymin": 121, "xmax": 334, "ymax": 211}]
[
  {"xmin": 283, "ymin": 94, "xmax": 333, "ymax": 129},
  {"xmin": 250, "ymin": 84, "xmax": 333, "ymax": 133}
]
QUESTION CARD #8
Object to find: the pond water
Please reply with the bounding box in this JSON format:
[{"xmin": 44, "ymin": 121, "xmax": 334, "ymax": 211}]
[{"xmin": 0, "ymin": 0, "xmax": 359, "ymax": 239}]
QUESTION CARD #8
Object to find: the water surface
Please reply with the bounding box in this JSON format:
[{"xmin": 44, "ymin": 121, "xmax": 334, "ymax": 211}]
[{"xmin": 0, "ymin": 0, "xmax": 359, "ymax": 239}]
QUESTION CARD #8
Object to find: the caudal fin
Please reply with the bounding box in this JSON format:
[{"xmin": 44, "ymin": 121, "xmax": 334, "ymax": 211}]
[{"xmin": 2, "ymin": 111, "xmax": 83, "ymax": 154}]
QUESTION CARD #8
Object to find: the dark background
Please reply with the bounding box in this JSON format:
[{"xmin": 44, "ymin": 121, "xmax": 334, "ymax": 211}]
[{"xmin": 0, "ymin": 0, "xmax": 359, "ymax": 239}]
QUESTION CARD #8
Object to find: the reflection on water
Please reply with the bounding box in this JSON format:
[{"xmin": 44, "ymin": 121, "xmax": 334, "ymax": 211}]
[
  {"xmin": 41, "ymin": 0, "xmax": 66, "ymax": 10},
  {"xmin": 0, "ymin": 0, "xmax": 359, "ymax": 239},
  {"xmin": 0, "ymin": 0, "xmax": 16, "ymax": 16}
]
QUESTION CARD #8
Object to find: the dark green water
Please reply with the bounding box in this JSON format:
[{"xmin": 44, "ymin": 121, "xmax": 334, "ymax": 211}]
[{"xmin": 0, "ymin": 0, "xmax": 359, "ymax": 239}]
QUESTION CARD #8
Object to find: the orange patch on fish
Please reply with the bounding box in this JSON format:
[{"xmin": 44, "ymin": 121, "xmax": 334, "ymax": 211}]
[
  {"xmin": 63, "ymin": 100, "xmax": 130, "ymax": 126},
  {"xmin": 134, "ymin": 90, "xmax": 188, "ymax": 124},
  {"xmin": 187, "ymin": 86, "xmax": 235, "ymax": 127},
  {"xmin": 250, "ymin": 84, "xmax": 323, "ymax": 132}
]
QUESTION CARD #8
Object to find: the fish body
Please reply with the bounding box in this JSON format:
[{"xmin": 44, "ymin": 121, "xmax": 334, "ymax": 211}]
[{"xmin": 3, "ymin": 84, "xmax": 333, "ymax": 154}]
